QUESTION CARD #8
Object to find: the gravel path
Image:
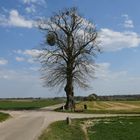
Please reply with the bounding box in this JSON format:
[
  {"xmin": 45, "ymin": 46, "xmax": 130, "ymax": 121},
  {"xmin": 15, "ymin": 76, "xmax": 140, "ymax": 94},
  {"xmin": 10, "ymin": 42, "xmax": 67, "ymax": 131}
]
[{"xmin": 0, "ymin": 104, "xmax": 140, "ymax": 140}]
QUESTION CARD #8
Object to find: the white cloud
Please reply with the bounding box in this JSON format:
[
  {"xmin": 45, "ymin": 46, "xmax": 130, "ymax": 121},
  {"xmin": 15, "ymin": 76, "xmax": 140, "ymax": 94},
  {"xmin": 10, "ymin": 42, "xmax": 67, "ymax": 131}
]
[
  {"xmin": 22, "ymin": 0, "xmax": 46, "ymax": 14},
  {"xmin": 29, "ymin": 66, "xmax": 38, "ymax": 71},
  {"xmin": 0, "ymin": 58, "xmax": 8, "ymax": 65},
  {"xmin": 15, "ymin": 57, "xmax": 25, "ymax": 62},
  {"xmin": 9, "ymin": 10, "xmax": 34, "ymax": 28},
  {"xmin": 13, "ymin": 50, "xmax": 23, "ymax": 54},
  {"xmin": 0, "ymin": 14, "xmax": 7, "ymax": 26},
  {"xmin": 75, "ymin": 62, "xmax": 140, "ymax": 96},
  {"xmin": 122, "ymin": 14, "xmax": 134, "ymax": 28},
  {"xmin": 95, "ymin": 62, "xmax": 127, "ymax": 80},
  {"xmin": 27, "ymin": 58, "xmax": 35, "ymax": 63},
  {"xmin": 0, "ymin": 9, "xmax": 35, "ymax": 28},
  {"xmin": 25, "ymin": 5, "xmax": 36, "ymax": 13},
  {"xmin": 23, "ymin": 0, "xmax": 36, "ymax": 4},
  {"xmin": 14, "ymin": 49, "xmax": 43, "ymax": 57},
  {"xmin": 99, "ymin": 28, "xmax": 140, "ymax": 51},
  {"xmin": 22, "ymin": 0, "xmax": 46, "ymax": 5},
  {"xmin": 23, "ymin": 49, "xmax": 42, "ymax": 57},
  {"xmin": 1, "ymin": 7, "xmax": 9, "ymax": 13},
  {"xmin": 86, "ymin": 62, "xmax": 139, "ymax": 95},
  {"xmin": 124, "ymin": 19, "xmax": 134, "ymax": 28},
  {"xmin": 14, "ymin": 49, "xmax": 43, "ymax": 64}
]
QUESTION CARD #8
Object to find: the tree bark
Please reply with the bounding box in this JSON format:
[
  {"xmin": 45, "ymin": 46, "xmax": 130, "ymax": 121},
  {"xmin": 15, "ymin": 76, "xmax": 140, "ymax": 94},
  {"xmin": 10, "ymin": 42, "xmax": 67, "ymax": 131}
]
[
  {"xmin": 64, "ymin": 83, "xmax": 74, "ymax": 110},
  {"xmin": 64, "ymin": 34, "xmax": 75, "ymax": 110},
  {"xmin": 64, "ymin": 61, "xmax": 75, "ymax": 110}
]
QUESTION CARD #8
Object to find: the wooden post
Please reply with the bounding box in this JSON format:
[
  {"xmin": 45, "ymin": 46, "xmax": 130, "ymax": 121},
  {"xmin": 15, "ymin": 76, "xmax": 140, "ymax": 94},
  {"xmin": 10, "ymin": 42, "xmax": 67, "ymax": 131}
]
[
  {"xmin": 62, "ymin": 105, "xmax": 65, "ymax": 111},
  {"xmin": 66, "ymin": 117, "xmax": 71, "ymax": 125}
]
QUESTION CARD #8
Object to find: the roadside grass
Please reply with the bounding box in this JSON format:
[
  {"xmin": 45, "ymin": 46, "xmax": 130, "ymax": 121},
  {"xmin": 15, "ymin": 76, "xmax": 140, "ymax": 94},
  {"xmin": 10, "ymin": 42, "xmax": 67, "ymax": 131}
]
[
  {"xmin": 39, "ymin": 120, "xmax": 86, "ymax": 140},
  {"xmin": 39, "ymin": 116, "xmax": 140, "ymax": 140},
  {"xmin": 0, "ymin": 112, "xmax": 10, "ymax": 122},
  {"xmin": 0, "ymin": 99, "xmax": 63, "ymax": 110}
]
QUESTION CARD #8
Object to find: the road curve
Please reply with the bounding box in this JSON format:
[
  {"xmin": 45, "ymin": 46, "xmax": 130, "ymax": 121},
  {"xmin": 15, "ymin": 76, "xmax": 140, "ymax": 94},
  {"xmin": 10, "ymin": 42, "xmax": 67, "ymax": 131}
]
[{"xmin": 0, "ymin": 104, "xmax": 140, "ymax": 140}]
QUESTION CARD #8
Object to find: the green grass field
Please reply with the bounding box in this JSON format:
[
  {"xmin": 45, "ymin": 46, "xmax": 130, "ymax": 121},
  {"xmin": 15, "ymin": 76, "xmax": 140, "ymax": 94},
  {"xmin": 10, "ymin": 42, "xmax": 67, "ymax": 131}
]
[
  {"xmin": 0, "ymin": 112, "xmax": 10, "ymax": 122},
  {"xmin": 39, "ymin": 116, "xmax": 140, "ymax": 140},
  {"xmin": 39, "ymin": 120, "xmax": 86, "ymax": 140},
  {"xmin": 87, "ymin": 117, "xmax": 140, "ymax": 140},
  {"xmin": 0, "ymin": 99, "xmax": 63, "ymax": 110},
  {"xmin": 75, "ymin": 101, "xmax": 140, "ymax": 114}
]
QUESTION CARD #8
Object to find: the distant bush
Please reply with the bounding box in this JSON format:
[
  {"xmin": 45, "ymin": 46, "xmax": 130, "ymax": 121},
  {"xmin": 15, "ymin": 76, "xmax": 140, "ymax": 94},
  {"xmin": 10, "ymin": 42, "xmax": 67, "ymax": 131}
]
[{"xmin": 83, "ymin": 93, "xmax": 98, "ymax": 101}]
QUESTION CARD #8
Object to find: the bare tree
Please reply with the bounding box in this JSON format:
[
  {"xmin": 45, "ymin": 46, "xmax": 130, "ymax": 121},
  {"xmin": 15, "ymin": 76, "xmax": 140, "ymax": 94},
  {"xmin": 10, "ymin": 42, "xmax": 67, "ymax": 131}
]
[{"xmin": 37, "ymin": 7, "xmax": 100, "ymax": 110}]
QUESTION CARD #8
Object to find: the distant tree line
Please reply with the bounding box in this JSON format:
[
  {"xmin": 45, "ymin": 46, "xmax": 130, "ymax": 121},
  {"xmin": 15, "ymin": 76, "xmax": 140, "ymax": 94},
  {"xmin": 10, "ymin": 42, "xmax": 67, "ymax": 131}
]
[
  {"xmin": 73, "ymin": 94, "xmax": 140, "ymax": 101},
  {"xmin": 98, "ymin": 94, "xmax": 140, "ymax": 101},
  {"xmin": 1, "ymin": 94, "xmax": 140, "ymax": 101}
]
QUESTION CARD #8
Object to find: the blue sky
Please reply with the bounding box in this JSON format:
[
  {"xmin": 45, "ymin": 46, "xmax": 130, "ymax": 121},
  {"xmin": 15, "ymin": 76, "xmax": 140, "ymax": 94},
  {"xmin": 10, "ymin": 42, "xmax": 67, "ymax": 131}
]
[{"xmin": 0, "ymin": 0, "xmax": 140, "ymax": 98}]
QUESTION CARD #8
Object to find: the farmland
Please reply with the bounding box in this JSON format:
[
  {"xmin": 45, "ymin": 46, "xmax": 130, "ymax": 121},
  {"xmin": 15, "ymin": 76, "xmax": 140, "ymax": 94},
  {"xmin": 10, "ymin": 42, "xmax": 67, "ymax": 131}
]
[
  {"xmin": 0, "ymin": 99, "xmax": 63, "ymax": 110},
  {"xmin": 75, "ymin": 101, "xmax": 140, "ymax": 114}
]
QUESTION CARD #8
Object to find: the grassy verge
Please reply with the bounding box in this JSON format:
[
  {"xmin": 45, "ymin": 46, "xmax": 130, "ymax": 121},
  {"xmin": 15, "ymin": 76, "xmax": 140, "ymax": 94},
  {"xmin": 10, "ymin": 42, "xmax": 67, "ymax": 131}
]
[
  {"xmin": 57, "ymin": 108, "xmax": 140, "ymax": 114},
  {"xmin": 39, "ymin": 116, "xmax": 140, "ymax": 140},
  {"xmin": 0, "ymin": 99, "xmax": 63, "ymax": 110},
  {"xmin": 79, "ymin": 109, "xmax": 140, "ymax": 114},
  {"xmin": 0, "ymin": 112, "xmax": 10, "ymax": 122},
  {"xmin": 39, "ymin": 120, "xmax": 86, "ymax": 140}
]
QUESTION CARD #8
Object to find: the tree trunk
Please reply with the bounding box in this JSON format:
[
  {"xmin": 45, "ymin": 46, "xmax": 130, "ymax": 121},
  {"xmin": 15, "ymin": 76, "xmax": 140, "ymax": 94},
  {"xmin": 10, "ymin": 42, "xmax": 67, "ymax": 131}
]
[
  {"xmin": 64, "ymin": 35, "xmax": 75, "ymax": 110},
  {"xmin": 64, "ymin": 81, "xmax": 75, "ymax": 110}
]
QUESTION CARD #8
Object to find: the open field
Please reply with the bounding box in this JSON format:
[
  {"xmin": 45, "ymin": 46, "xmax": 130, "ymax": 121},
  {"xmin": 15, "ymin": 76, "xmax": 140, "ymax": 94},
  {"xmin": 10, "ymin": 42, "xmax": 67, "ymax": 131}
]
[
  {"xmin": 0, "ymin": 99, "xmax": 63, "ymax": 110},
  {"xmin": 87, "ymin": 116, "xmax": 140, "ymax": 140},
  {"xmin": 39, "ymin": 116, "xmax": 140, "ymax": 140},
  {"xmin": 0, "ymin": 112, "xmax": 10, "ymax": 122},
  {"xmin": 76, "ymin": 101, "xmax": 140, "ymax": 114}
]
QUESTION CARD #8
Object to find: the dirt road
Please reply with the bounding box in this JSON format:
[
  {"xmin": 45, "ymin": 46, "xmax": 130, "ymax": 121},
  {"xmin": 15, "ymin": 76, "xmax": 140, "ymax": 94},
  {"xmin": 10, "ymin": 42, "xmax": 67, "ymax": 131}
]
[{"xmin": 0, "ymin": 104, "xmax": 140, "ymax": 140}]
